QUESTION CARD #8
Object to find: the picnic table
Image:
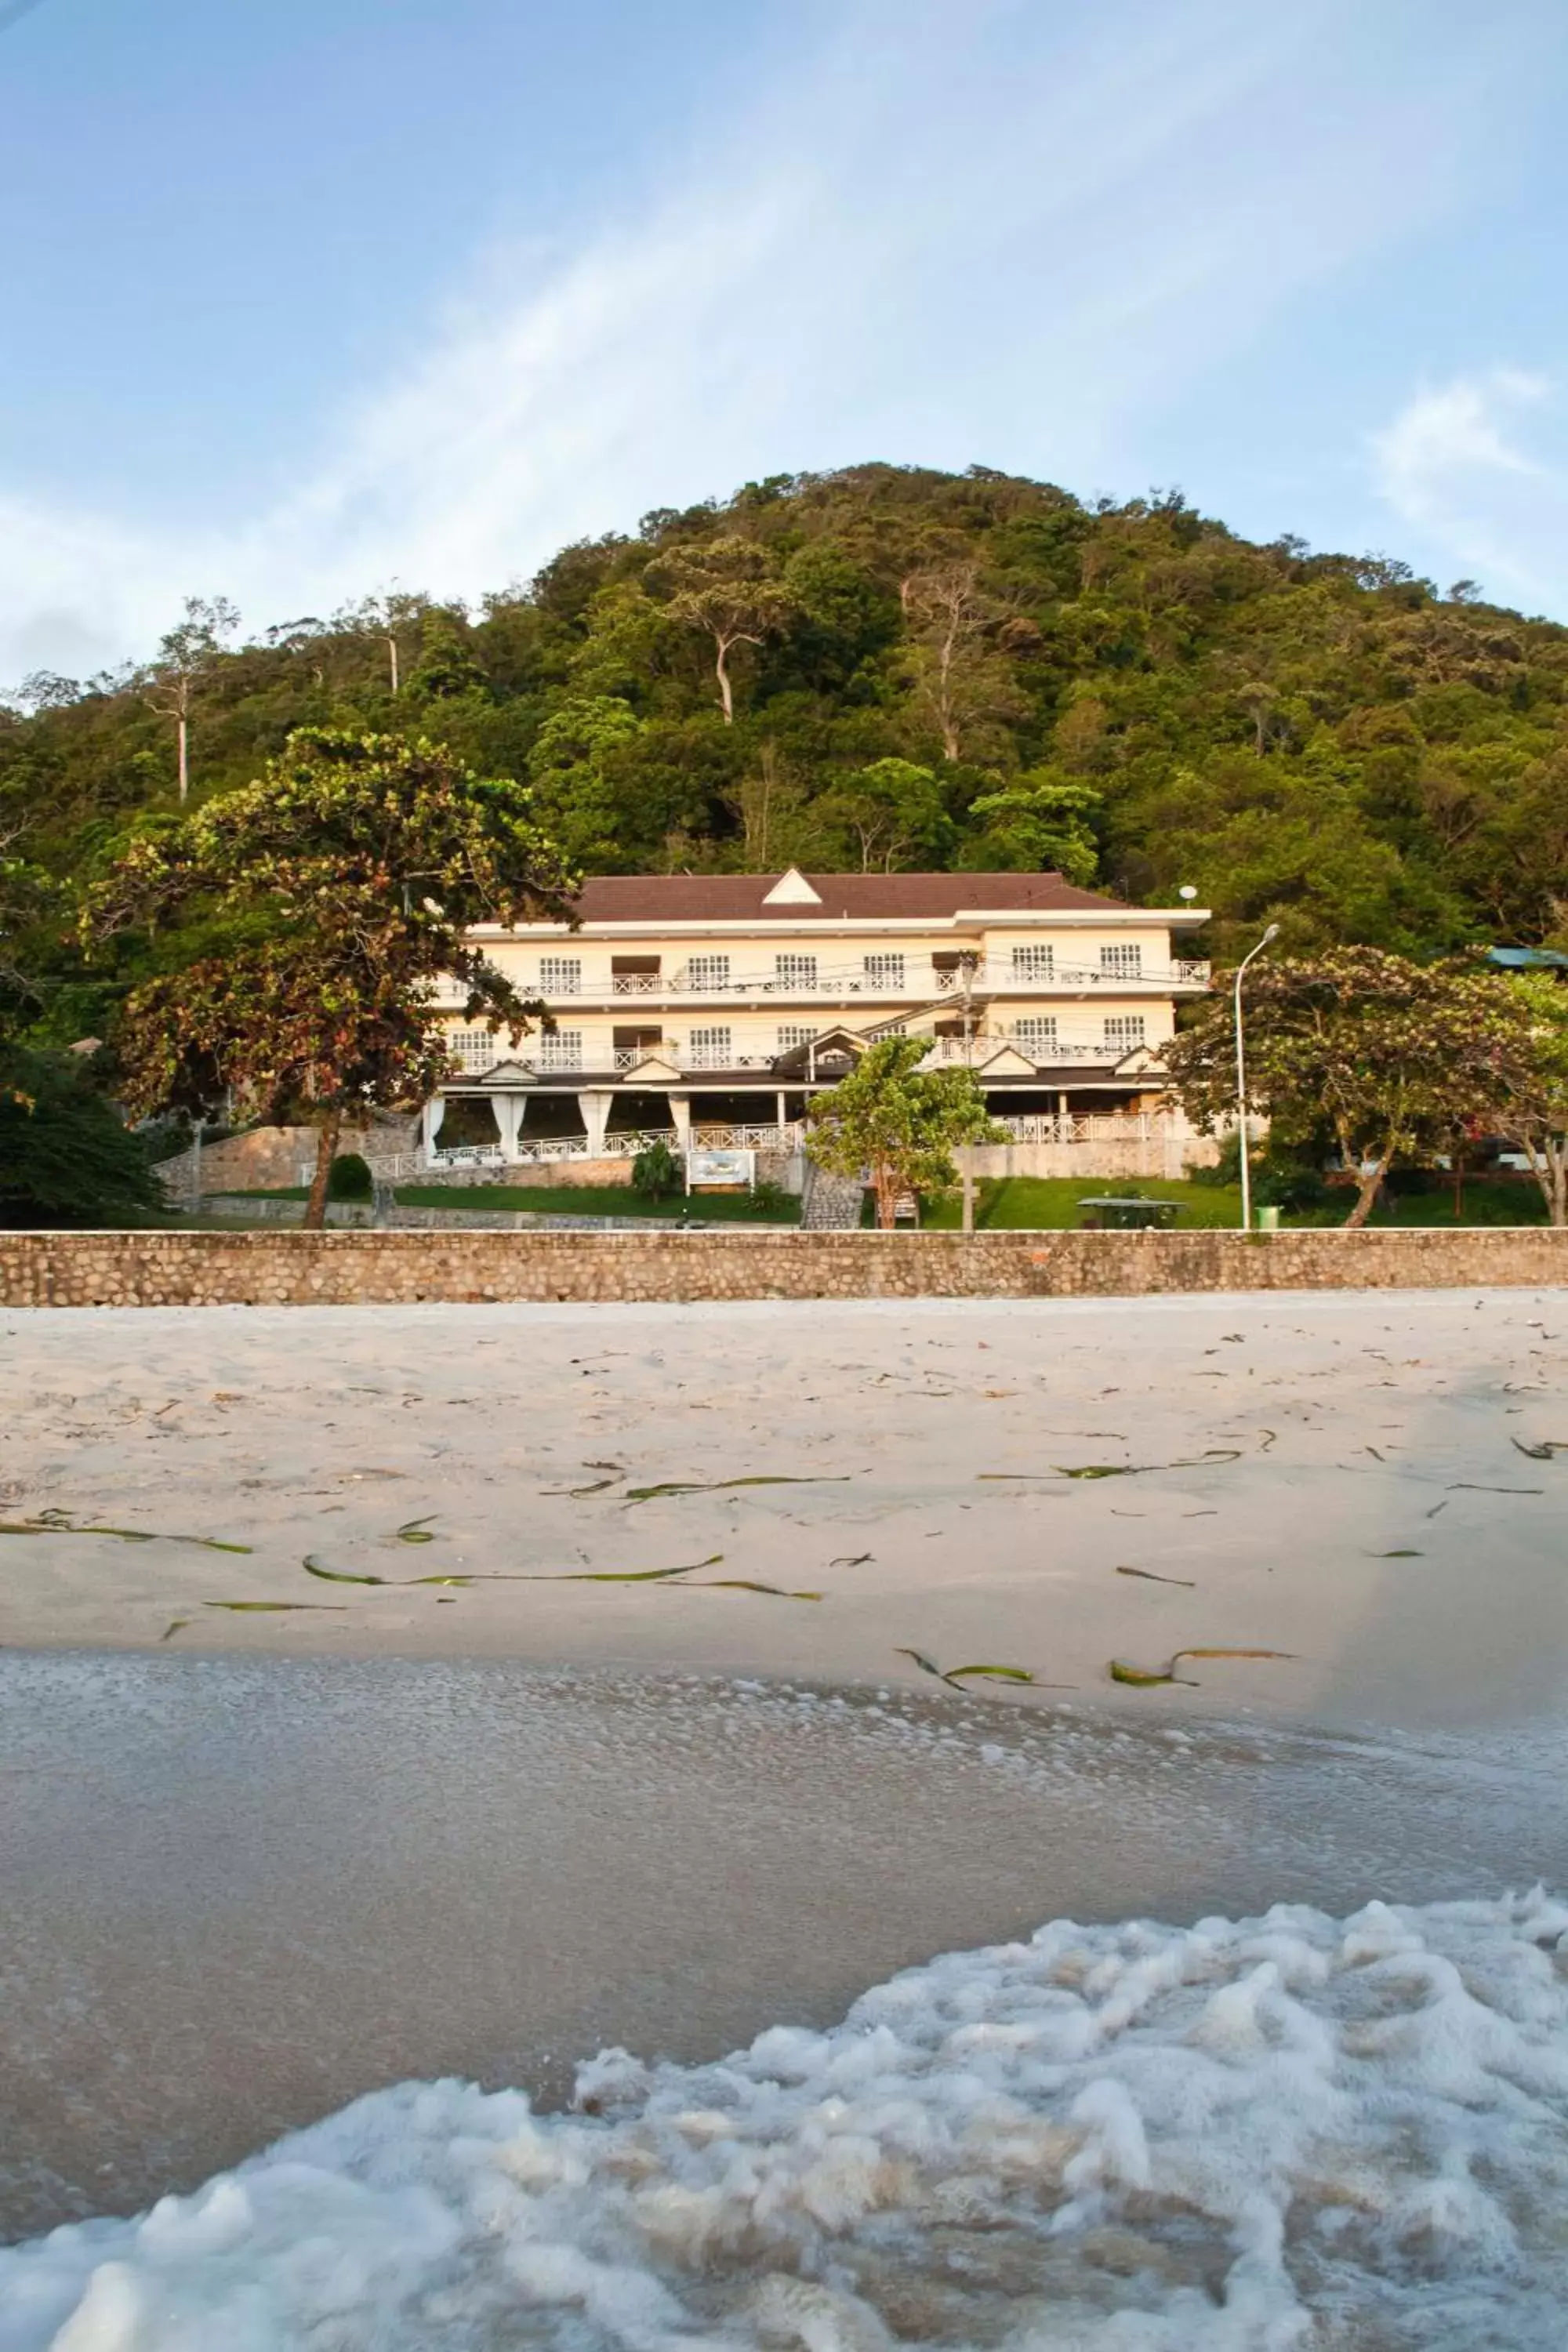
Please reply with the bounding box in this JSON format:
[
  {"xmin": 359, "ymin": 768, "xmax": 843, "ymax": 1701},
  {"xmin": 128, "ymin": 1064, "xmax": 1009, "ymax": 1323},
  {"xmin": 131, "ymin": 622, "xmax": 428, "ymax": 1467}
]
[{"xmin": 1077, "ymin": 1195, "xmax": 1178, "ymax": 1231}]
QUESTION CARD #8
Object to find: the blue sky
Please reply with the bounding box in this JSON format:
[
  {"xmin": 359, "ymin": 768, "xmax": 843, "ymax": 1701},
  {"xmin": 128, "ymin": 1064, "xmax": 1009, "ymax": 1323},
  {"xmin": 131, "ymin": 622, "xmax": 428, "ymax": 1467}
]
[{"xmin": 3, "ymin": 0, "xmax": 1566, "ymax": 679}]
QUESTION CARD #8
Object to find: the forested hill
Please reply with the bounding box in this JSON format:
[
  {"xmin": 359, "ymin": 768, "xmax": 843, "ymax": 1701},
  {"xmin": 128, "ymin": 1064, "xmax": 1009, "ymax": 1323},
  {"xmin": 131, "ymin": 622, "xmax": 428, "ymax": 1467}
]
[{"xmin": 5, "ymin": 463, "xmax": 1567, "ymax": 999}]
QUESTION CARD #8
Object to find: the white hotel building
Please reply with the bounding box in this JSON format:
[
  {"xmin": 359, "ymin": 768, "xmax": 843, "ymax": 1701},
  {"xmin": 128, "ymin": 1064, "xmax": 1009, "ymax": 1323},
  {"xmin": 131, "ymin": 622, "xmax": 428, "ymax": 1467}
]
[{"xmin": 424, "ymin": 869, "xmax": 1210, "ymax": 1165}]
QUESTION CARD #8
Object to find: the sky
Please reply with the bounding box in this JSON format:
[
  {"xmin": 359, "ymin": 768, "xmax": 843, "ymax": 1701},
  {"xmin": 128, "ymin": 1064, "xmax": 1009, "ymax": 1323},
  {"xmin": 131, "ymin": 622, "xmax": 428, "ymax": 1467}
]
[{"xmin": 2, "ymin": 0, "xmax": 1567, "ymax": 683}]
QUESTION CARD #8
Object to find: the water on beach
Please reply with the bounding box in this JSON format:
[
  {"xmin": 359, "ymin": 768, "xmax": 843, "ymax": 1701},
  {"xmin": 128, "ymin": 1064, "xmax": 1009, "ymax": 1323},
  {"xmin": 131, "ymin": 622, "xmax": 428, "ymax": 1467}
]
[{"xmin": 5, "ymin": 1888, "xmax": 1566, "ymax": 2350}]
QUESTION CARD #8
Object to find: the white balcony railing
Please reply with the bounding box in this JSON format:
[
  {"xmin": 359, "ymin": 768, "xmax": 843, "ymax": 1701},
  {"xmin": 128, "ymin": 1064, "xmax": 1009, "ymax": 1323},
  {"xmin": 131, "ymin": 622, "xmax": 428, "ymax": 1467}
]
[
  {"xmin": 496, "ymin": 957, "xmax": 1210, "ymax": 1004},
  {"xmin": 920, "ymin": 1036, "xmax": 1142, "ymax": 1068}
]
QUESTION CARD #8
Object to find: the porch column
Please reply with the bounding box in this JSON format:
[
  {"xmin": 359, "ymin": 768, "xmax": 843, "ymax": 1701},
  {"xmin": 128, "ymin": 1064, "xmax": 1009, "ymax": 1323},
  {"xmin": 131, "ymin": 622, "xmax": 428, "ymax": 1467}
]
[
  {"xmin": 576, "ymin": 1091, "xmax": 612, "ymax": 1158},
  {"xmin": 775, "ymin": 1090, "xmax": 787, "ymax": 1132},
  {"xmin": 668, "ymin": 1094, "xmax": 692, "ymax": 1149},
  {"xmin": 421, "ymin": 1096, "xmax": 441, "ymax": 1161}
]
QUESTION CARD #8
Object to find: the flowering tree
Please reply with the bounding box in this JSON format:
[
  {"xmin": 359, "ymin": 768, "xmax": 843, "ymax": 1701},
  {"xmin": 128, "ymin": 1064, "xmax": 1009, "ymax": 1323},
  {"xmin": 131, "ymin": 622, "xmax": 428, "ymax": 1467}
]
[
  {"xmin": 1490, "ymin": 971, "xmax": 1568, "ymax": 1225},
  {"xmin": 807, "ymin": 1036, "xmax": 1002, "ymax": 1229},
  {"xmin": 86, "ymin": 729, "xmax": 575, "ymax": 1225},
  {"xmin": 1164, "ymin": 947, "xmax": 1526, "ymax": 1227}
]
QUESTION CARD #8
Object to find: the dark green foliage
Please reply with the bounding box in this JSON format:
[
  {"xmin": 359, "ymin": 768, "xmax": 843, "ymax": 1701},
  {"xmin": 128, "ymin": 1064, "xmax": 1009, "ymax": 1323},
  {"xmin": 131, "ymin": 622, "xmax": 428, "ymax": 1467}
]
[
  {"xmin": 0, "ymin": 1049, "xmax": 165, "ymax": 1226},
  {"xmin": 630, "ymin": 1136, "xmax": 681, "ymax": 1200},
  {"xmin": 6, "ymin": 462, "xmax": 1568, "ymax": 987},
  {"xmin": 327, "ymin": 1151, "xmax": 373, "ymax": 1201}
]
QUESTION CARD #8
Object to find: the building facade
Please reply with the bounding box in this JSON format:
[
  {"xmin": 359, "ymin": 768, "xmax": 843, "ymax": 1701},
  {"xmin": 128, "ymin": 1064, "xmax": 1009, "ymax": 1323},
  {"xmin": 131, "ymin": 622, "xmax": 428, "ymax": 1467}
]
[{"xmin": 423, "ymin": 869, "xmax": 1210, "ymax": 1165}]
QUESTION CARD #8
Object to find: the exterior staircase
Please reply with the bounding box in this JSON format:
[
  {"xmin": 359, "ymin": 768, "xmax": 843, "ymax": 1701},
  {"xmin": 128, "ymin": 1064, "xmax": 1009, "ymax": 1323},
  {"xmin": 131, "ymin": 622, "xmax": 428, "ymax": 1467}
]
[{"xmin": 800, "ymin": 1160, "xmax": 867, "ymax": 1229}]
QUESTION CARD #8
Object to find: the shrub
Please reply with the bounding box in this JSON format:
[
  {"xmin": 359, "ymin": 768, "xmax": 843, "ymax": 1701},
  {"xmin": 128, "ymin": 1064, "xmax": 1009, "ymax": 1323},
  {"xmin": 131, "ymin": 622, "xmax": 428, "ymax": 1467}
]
[
  {"xmin": 631, "ymin": 1136, "xmax": 682, "ymax": 1200},
  {"xmin": 328, "ymin": 1151, "xmax": 374, "ymax": 1201},
  {"xmin": 750, "ymin": 1178, "xmax": 791, "ymax": 1217},
  {"xmin": 0, "ymin": 1048, "xmax": 166, "ymax": 1226}
]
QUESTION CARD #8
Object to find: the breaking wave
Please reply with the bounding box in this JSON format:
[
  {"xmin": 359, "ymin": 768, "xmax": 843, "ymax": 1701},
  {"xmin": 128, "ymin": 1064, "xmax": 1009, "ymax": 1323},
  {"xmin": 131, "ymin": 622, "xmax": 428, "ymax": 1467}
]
[{"xmin": 5, "ymin": 1890, "xmax": 1568, "ymax": 2350}]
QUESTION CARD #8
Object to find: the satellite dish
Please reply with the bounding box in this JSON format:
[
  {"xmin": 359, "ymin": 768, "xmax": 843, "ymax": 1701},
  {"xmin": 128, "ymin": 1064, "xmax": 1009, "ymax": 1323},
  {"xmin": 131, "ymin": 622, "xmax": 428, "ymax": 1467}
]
[{"xmin": 1178, "ymin": 885, "xmax": 1198, "ymax": 902}]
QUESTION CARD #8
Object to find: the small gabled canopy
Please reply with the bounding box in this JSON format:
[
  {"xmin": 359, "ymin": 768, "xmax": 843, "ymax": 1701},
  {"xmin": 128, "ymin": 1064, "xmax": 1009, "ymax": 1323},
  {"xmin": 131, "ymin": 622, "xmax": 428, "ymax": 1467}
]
[
  {"xmin": 617, "ymin": 1051, "xmax": 683, "ymax": 1083},
  {"xmin": 1112, "ymin": 1043, "xmax": 1169, "ymax": 1077},
  {"xmin": 470, "ymin": 1059, "xmax": 537, "ymax": 1087},
  {"xmin": 760, "ymin": 866, "xmax": 824, "ymax": 906},
  {"xmin": 972, "ymin": 1043, "xmax": 1038, "ymax": 1076},
  {"xmin": 770, "ymin": 1024, "xmax": 869, "ymax": 1079}
]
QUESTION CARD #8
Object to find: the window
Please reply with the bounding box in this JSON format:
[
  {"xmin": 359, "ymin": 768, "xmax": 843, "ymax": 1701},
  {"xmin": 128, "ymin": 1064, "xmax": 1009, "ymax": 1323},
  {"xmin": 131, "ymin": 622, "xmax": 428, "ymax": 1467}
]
[
  {"xmin": 1100, "ymin": 943, "xmax": 1142, "ymax": 978},
  {"xmin": 448, "ymin": 1028, "xmax": 495, "ymax": 1071},
  {"xmin": 862, "ymin": 953, "xmax": 906, "ymax": 989},
  {"xmin": 1011, "ymin": 945, "xmax": 1055, "ymax": 982},
  {"xmin": 776, "ymin": 1025, "xmax": 816, "ymax": 1053},
  {"xmin": 1014, "ymin": 1017, "xmax": 1058, "ymax": 1059},
  {"xmin": 775, "ymin": 953, "xmax": 818, "ymax": 990},
  {"xmin": 688, "ymin": 1025, "xmax": 733, "ymax": 1067},
  {"xmin": 686, "ymin": 954, "xmax": 731, "ymax": 992},
  {"xmin": 540, "ymin": 956, "xmax": 582, "ymax": 995},
  {"xmin": 536, "ymin": 1029, "xmax": 584, "ymax": 1069},
  {"xmin": 1104, "ymin": 1015, "xmax": 1145, "ymax": 1054}
]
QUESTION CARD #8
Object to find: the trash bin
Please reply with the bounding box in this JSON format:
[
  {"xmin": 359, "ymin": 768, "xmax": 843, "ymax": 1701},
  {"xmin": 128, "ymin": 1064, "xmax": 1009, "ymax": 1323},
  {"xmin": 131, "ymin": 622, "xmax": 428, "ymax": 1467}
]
[{"xmin": 1256, "ymin": 1205, "xmax": 1281, "ymax": 1232}]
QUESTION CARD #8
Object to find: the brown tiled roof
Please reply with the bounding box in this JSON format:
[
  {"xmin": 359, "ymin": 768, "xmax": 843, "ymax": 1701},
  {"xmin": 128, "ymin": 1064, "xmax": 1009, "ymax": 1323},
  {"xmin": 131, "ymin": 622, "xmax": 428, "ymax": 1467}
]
[{"xmin": 573, "ymin": 873, "xmax": 1125, "ymax": 923}]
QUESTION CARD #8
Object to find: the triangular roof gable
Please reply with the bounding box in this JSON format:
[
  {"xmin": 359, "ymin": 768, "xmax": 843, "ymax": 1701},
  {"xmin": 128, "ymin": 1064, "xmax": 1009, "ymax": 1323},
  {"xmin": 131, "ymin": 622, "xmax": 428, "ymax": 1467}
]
[
  {"xmin": 974, "ymin": 1044, "xmax": 1037, "ymax": 1076},
  {"xmin": 472, "ymin": 1059, "xmax": 536, "ymax": 1087},
  {"xmin": 770, "ymin": 1024, "xmax": 870, "ymax": 1077},
  {"xmin": 1112, "ymin": 1043, "xmax": 1167, "ymax": 1077},
  {"xmin": 760, "ymin": 867, "xmax": 823, "ymax": 906},
  {"xmin": 618, "ymin": 1052, "xmax": 683, "ymax": 1083}
]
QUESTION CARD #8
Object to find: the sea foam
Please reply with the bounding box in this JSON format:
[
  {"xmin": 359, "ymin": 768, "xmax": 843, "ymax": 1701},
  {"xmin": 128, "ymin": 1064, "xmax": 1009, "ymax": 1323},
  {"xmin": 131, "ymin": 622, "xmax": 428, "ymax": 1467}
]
[{"xmin": 5, "ymin": 1890, "xmax": 1567, "ymax": 2350}]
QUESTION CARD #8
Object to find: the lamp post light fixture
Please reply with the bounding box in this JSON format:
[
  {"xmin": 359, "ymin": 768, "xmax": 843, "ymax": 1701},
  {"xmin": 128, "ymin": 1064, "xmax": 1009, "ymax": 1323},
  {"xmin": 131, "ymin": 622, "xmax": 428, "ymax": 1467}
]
[{"xmin": 1234, "ymin": 923, "xmax": 1279, "ymax": 1231}]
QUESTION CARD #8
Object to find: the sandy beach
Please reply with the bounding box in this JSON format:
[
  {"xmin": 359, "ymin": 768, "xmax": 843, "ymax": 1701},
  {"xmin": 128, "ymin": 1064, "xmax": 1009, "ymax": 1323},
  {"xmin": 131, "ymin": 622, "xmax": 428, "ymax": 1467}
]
[
  {"xmin": 4, "ymin": 1290, "xmax": 1567, "ymax": 2343},
  {"xmin": 2, "ymin": 1290, "xmax": 1566, "ymax": 1730}
]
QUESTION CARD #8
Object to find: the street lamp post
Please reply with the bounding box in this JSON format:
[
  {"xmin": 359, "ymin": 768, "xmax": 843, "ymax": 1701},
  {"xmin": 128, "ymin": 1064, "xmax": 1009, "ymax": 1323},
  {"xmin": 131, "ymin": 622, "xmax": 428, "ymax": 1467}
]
[{"xmin": 1233, "ymin": 924, "xmax": 1279, "ymax": 1231}]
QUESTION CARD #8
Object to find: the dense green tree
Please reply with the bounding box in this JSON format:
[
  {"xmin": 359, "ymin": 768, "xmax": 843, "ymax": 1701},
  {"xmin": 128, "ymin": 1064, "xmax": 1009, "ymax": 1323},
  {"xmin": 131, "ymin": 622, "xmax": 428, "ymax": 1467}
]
[
  {"xmin": 0, "ymin": 1047, "xmax": 165, "ymax": 1226},
  {"xmin": 961, "ymin": 771, "xmax": 1102, "ymax": 882},
  {"xmin": 1165, "ymin": 948, "xmax": 1525, "ymax": 1226},
  {"xmin": 806, "ymin": 1036, "xmax": 1001, "ymax": 1229},
  {"xmin": 1489, "ymin": 971, "xmax": 1568, "ymax": 1225},
  {"xmin": 85, "ymin": 730, "xmax": 575, "ymax": 1225}
]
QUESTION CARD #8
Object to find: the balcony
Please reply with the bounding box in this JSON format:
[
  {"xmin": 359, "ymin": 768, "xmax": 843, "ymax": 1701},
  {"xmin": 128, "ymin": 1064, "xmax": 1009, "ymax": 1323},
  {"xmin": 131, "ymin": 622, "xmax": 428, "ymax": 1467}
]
[
  {"xmin": 933, "ymin": 957, "xmax": 1208, "ymax": 994},
  {"xmin": 920, "ymin": 1036, "xmax": 1142, "ymax": 1069}
]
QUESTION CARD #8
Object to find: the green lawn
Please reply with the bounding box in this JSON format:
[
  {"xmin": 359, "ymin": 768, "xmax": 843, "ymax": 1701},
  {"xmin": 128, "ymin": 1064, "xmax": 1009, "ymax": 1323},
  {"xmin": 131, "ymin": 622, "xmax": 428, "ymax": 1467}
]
[
  {"xmin": 211, "ymin": 1181, "xmax": 800, "ymax": 1221},
  {"xmin": 915, "ymin": 1174, "xmax": 1546, "ymax": 1232},
  {"xmin": 398, "ymin": 1183, "xmax": 800, "ymax": 1222}
]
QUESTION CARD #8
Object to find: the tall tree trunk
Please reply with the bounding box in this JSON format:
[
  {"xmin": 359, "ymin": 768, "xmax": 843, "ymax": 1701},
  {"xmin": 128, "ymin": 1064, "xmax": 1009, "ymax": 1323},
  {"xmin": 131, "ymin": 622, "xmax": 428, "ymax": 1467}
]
[
  {"xmin": 714, "ymin": 637, "xmax": 735, "ymax": 723},
  {"xmin": 1345, "ymin": 1157, "xmax": 1387, "ymax": 1229},
  {"xmin": 1530, "ymin": 1136, "xmax": 1568, "ymax": 1227},
  {"xmin": 304, "ymin": 1105, "xmax": 343, "ymax": 1231},
  {"xmin": 176, "ymin": 712, "xmax": 188, "ymax": 804},
  {"xmin": 873, "ymin": 1163, "xmax": 898, "ymax": 1229}
]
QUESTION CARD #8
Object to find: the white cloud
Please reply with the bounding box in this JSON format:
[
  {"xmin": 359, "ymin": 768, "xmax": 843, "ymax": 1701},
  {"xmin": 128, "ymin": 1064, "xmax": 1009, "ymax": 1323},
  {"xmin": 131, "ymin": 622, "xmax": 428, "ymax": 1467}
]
[
  {"xmin": 1370, "ymin": 368, "xmax": 1568, "ymax": 608},
  {"xmin": 0, "ymin": 0, "xmax": 1487, "ymax": 679}
]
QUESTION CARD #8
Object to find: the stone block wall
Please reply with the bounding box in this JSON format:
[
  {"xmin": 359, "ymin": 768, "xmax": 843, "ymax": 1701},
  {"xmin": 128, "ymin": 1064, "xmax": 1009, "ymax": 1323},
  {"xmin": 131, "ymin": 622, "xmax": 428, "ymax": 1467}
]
[
  {"xmin": 154, "ymin": 1120, "xmax": 419, "ymax": 1195},
  {"xmin": 1, "ymin": 1226, "xmax": 1564, "ymax": 1308}
]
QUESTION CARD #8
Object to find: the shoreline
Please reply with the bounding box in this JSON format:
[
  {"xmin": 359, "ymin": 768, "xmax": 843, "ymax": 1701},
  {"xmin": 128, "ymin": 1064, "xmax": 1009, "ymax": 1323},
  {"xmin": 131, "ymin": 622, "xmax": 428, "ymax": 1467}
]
[{"xmin": 5, "ymin": 1649, "xmax": 1564, "ymax": 2246}]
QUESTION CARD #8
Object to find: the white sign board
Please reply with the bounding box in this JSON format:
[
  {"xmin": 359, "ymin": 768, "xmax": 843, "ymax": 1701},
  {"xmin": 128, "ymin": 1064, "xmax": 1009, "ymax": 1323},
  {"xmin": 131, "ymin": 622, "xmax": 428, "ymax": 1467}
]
[{"xmin": 686, "ymin": 1147, "xmax": 755, "ymax": 1190}]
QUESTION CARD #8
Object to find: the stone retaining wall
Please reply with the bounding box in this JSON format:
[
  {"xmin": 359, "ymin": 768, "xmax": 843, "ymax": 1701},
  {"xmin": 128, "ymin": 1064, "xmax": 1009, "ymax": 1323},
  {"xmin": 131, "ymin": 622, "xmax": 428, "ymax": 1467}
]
[
  {"xmin": 2, "ymin": 1227, "xmax": 1564, "ymax": 1308},
  {"xmin": 154, "ymin": 1120, "xmax": 419, "ymax": 1194}
]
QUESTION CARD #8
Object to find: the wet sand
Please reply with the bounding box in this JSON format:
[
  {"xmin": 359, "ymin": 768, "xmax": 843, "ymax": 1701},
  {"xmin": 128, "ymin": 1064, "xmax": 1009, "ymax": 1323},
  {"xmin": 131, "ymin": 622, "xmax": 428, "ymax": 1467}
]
[
  {"xmin": 5, "ymin": 1652, "xmax": 1566, "ymax": 2241},
  {"xmin": 2, "ymin": 1290, "xmax": 1566, "ymax": 2245}
]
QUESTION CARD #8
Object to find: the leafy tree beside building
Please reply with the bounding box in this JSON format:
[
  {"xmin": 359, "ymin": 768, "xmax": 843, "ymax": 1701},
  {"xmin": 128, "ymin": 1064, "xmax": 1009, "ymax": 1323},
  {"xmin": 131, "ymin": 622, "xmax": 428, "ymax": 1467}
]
[
  {"xmin": 807, "ymin": 1036, "xmax": 1001, "ymax": 1230},
  {"xmin": 84, "ymin": 730, "xmax": 576, "ymax": 1227},
  {"xmin": 1164, "ymin": 947, "xmax": 1530, "ymax": 1227}
]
